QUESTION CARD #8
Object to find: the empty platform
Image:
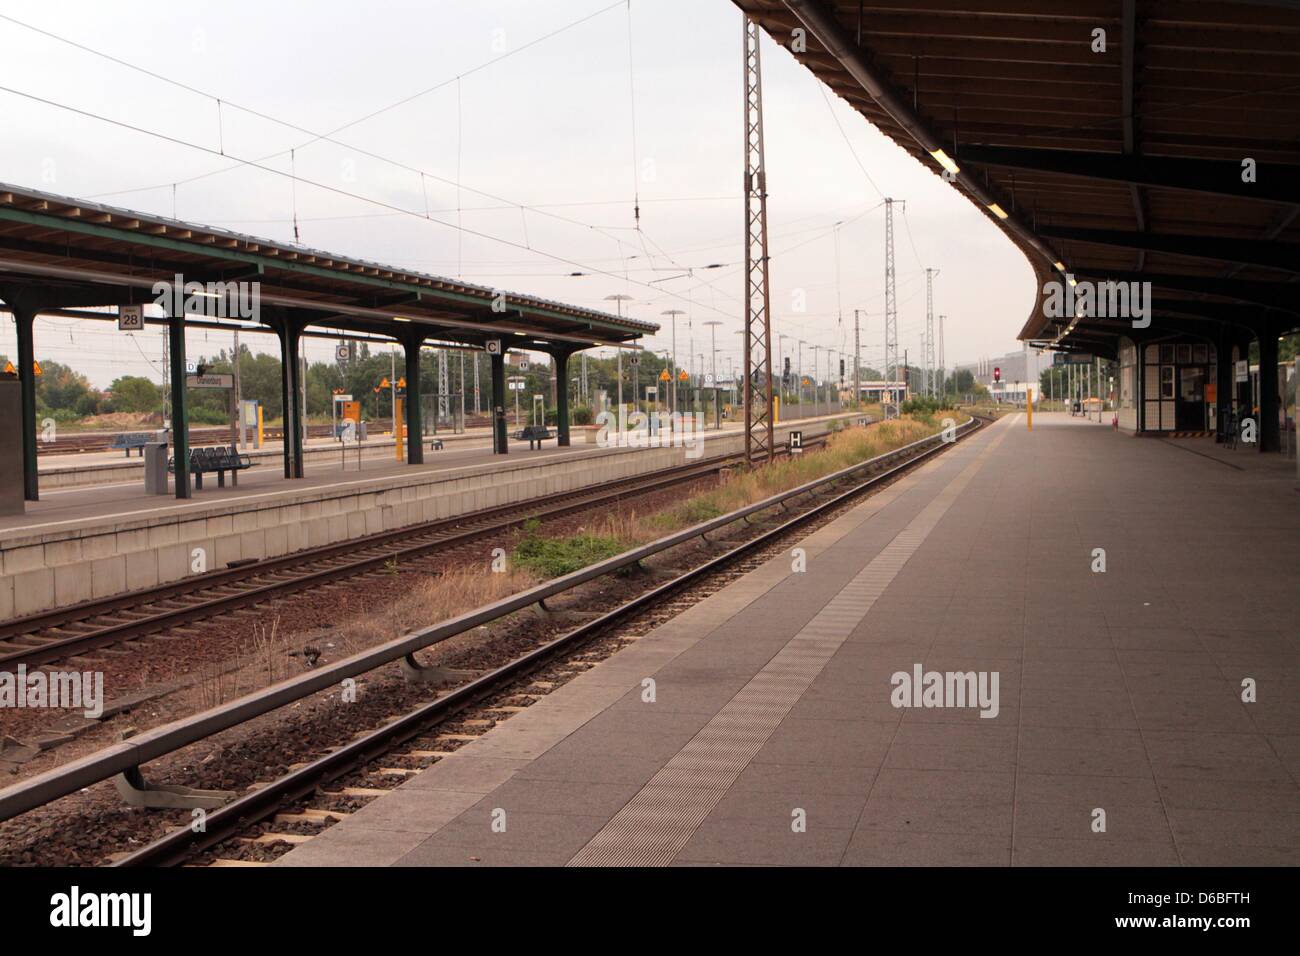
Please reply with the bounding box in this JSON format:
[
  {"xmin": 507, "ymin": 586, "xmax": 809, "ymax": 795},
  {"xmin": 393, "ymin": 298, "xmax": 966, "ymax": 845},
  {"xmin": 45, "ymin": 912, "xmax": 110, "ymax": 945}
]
[{"xmin": 277, "ymin": 412, "xmax": 1300, "ymax": 867}]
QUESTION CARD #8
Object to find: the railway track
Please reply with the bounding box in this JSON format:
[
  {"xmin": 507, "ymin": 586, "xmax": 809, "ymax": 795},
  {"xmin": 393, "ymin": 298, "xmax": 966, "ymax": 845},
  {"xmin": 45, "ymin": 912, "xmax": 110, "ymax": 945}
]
[
  {"xmin": 97, "ymin": 415, "xmax": 984, "ymax": 867},
  {"xmin": 0, "ymin": 439, "xmax": 822, "ymax": 672}
]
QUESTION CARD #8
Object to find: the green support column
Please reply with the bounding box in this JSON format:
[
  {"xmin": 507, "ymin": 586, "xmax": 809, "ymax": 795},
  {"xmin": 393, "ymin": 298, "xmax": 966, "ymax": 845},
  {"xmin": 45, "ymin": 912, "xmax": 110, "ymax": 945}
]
[
  {"xmin": 491, "ymin": 350, "xmax": 507, "ymax": 454},
  {"xmin": 14, "ymin": 306, "xmax": 38, "ymax": 500},
  {"xmin": 286, "ymin": 321, "xmax": 304, "ymax": 478},
  {"xmin": 404, "ymin": 334, "xmax": 424, "ymax": 465},
  {"xmin": 1258, "ymin": 329, "xmax": 1281, "ymax": 453},
  {"xmin": 277, "ymin": 319, "xmax": 294, "ymax": 478},
  {"xmin": 554, "ymin": 350, "xmax": 571, "ymax": 447},
  {"xmin": 168, "ymin": 314, "xmax": 191, "ymax": 499}
]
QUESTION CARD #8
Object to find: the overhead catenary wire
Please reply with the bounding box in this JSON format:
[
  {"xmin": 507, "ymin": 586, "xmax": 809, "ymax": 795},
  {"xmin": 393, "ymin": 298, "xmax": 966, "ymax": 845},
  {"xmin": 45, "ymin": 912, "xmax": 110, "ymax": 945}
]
[{"xmin": 0, "ymin": 83, "xmax": 740, "ymax": 323}]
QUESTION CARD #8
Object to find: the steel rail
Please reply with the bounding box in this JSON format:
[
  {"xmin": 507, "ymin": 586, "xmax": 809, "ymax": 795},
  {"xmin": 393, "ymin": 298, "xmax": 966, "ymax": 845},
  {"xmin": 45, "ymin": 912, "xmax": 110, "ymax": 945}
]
[
  {"xmin": 0, "ymin": 418, "xmax": 975, "ymax": 825},
  {"xmin": 4, "ymin": 430, "xmax": 833, "ymax": 651},
  {"xmin": 0, "ymin": 450, "xmax": 762, "ymax": 668}
]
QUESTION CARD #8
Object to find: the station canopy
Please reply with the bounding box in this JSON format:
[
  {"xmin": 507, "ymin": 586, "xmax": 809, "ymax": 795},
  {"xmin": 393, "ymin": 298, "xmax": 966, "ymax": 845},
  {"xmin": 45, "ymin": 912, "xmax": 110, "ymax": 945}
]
[
  {"xmin": 732, "ymin": 0, "xmax": 1300, "ymax": 357},
  {"xmin": 0, "ymin": 183, "xmax": 657, "ymax": 350}
]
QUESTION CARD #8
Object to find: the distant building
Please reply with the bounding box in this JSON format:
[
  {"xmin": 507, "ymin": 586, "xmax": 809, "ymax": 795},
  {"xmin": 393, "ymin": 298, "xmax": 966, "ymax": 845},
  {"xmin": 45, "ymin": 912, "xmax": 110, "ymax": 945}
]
[
  {"xmin": 955, "ymin": 346, "xmax": 1050, "ymax": 389},
  {"xmin": 853, "ymin": 380, "xmax": 907, "ymax": 403}
]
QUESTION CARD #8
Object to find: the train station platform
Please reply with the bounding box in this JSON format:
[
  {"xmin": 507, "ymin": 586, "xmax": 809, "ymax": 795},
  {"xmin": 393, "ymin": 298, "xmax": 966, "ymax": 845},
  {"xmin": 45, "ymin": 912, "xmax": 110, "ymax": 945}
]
[{"xmin": 277, "ymin": 412, "xmax": 1300, "ymax": 867}]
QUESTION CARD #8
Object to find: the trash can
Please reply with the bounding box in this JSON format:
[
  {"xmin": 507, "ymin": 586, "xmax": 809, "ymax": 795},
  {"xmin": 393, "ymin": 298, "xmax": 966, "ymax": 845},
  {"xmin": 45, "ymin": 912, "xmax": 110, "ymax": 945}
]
[{"xmin": 143, "ymin": 442, "xmax": 169, "ymax": 495}]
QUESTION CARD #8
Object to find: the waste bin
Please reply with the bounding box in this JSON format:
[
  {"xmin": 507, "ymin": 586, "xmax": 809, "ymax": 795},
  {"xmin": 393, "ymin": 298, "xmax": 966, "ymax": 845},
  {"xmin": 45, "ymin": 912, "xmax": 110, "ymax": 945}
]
[{"xmin": 143, "ymin": 441, "xmax": 169, "ymax": 495}]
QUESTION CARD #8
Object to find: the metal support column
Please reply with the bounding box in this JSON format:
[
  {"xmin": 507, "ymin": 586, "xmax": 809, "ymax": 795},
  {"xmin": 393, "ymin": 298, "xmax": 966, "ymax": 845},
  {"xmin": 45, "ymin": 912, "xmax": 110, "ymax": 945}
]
[
  {"xmin": 14, "ymin": 306, "xmax": 38, "ymax": 500},
  {"xmin": 404, "ymin": 335, "xmax": 425, "ymax": 465},
  {"xmin": 1215, "ymin": 330, "xmax": 1234, "ymax": 441},
  {"xmin": 554, "ymin": 350, "xmax": 571, "ymax": 447},
  {"xmin": 279, "ymin": 319, "xmax": 304, "ymax": 479},
  {"xmin": 168, "ymin": 313, "xmax": 191, "ymax": 499},
  {"xmin": 1258, "ymin": 328, "xmax": 1281, "ymax": 453},
  {"xmin": 491, "ymin": 350, "xmax": 508, "ymax": 455}
]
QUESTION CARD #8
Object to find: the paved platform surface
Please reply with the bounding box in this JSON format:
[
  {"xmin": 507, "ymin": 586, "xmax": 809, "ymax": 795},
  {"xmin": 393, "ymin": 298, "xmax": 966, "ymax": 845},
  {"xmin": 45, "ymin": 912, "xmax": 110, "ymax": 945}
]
[{"xmin": 277, "ymin": 413, "xmax": 1300, "ymax": 867}]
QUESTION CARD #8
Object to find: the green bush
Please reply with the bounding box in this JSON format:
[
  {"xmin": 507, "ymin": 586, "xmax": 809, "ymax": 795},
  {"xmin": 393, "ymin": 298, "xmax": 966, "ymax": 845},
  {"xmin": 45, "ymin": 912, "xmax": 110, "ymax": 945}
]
[
  {"xmin": 900, "ymin": 396, "xmax": 954, "ymax": 416},
  {"xmin": 513, "ymin": 530, "xmax": 625, "ymax": 578}
]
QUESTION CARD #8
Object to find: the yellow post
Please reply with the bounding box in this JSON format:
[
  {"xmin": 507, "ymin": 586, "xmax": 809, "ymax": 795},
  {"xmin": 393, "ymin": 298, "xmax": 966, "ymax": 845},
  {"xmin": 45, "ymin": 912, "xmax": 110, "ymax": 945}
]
[
  {"xmin": 773, "ymin": 394, "xmax": 780, "ymax": 424},
  {"xmin": 394, "ymin": 398, "xmax": 405, "ymax": 460},
  {"xmin": 1027, "ymin": 387, "xmax": 1033, "ymax": 431},
  {"xmin": 256, "ymin": 405, "xmax": 264, "ymax": 448}
]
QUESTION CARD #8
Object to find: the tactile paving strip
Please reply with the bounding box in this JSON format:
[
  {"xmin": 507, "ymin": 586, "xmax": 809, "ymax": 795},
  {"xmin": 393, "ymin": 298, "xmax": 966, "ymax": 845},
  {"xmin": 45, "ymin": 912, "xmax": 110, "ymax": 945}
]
[{"xmin": 569, "ymin": 424, "xmax": 1011, "ymax": 866}]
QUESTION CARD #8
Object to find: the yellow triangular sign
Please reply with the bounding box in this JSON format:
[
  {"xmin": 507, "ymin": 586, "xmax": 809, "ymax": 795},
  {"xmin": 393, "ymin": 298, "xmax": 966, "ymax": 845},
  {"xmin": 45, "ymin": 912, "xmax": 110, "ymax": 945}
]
[
  {"xmin": 659, "ymin": 369, "xmax": 670, "ymax": 381},
  {"xmin": 2, "ymin": 361, "xmax": 15, "ymax": 376},
  {"xmin": 32, "ymin": 360, "xmax": 42, "ymax": 376}
]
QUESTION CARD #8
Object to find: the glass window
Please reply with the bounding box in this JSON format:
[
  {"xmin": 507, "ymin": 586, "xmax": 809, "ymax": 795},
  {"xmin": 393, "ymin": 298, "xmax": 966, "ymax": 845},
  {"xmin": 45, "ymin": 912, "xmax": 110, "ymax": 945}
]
[
  {"xmin": 1180, "ymin": 367, "xmax": 1205, "ymax": 402},
  {"xmin": 1177, "ymin": 344, "xmax": 1192, "ymax": 364},
  {"xmin": 1161, "ymin": 345, "xmax": 1175, "ymax": 364},
  {"xmin": 1193, "ymin": 344, "xmax": 1208, "ymax": 364},
  {"xmin": 1161, "ymin": 366, "xmax": 1175, "ymax": 399}
]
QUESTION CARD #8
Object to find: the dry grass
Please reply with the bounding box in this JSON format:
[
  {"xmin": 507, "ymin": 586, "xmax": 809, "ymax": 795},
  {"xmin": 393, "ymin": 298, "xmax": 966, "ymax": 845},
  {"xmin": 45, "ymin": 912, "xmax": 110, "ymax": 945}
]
[
  {"xmin": 571, "ymin": 414, "xmax": 963, "ymax": 553},
  {"xmin": 332, "ymin": 565, "xmax": 540, "ymax": 657}
]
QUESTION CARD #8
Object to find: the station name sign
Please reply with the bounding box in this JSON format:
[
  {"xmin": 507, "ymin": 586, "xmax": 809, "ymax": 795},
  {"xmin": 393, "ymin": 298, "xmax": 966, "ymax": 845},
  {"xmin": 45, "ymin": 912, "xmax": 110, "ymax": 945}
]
[{"xmin": 186, "ymin": 373, "xmax": 234, "ymax": 388}]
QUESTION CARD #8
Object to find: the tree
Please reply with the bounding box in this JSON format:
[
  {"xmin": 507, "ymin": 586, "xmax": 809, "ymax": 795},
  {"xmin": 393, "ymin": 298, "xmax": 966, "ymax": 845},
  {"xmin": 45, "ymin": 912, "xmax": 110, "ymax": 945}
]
[
  {"xmin": 108, "ymin": 375, "xmax": 161, "ymax": 414},
  {"xmin": 35, "ymin": 360, "xmax": 97, "ymax": 418}
]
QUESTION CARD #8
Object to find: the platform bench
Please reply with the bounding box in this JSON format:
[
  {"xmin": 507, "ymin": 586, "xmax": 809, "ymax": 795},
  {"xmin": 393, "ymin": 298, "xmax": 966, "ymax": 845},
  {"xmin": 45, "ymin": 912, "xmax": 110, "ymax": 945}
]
[
  {"xmin": 169, "ymin": 445, "xmax": 254, "ymax": 489},
  {"xmin": 110, "ymin": 432, "xmax": 154, "ymax": 457},
  {"xmin": 513, "ymin": 425, "xmax": 554, "ymax": 450}
]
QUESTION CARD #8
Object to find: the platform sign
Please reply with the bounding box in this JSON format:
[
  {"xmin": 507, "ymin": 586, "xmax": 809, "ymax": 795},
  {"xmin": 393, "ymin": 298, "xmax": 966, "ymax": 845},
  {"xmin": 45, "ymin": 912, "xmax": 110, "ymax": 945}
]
[
  {"xmin": 485, "ymin": 339, "xmax": 502, "ymax": 355},
  {"xmin": 789, "ymin": 429, "xmax": 803, "ymax": 454},
  {"xmin": 705, "ymin": 373, "xmax": 715, "ymax": 385},
  {"xmin": 186, "ymin": 373, "xmax": 234, "ymax": 388},
  {"xmin": 1235, "ymin": 360, "xmax": 1249, "ymax": 383},
  {"xmin": 508, "ymin": 380, "xmax": 525, "ymax": 391},
  {"xmin": 519, "ymin": 360, "xmax": 530, "ymax": 372},
  {"xmin": 335, "ymin": 343, "xmax": 349, "ymax": 362},
  {"xmin": 118, "ymin": 305, "xmax": 144, "ymax": 331},
  {"xmin": 629, "ymin": 352, "xmax": 640, "ymax": 366}
]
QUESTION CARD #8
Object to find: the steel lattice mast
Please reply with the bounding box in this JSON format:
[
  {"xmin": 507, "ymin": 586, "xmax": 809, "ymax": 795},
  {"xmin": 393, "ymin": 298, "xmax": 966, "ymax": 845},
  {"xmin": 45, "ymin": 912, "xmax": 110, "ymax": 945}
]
[
  {"xmin": 742, "ymin": 15, "xmax": 774, "ymax": 464},
  {"xmin": 883, "ymin": 198, "xmax": 900, "ymax": 409},
  {"xmin": 924, "ymin": 267, "xmax": 938, "ymax": 398},
  {"xmin": 938, "ymin": 314, "xmax": 946, "ymax": 396}
]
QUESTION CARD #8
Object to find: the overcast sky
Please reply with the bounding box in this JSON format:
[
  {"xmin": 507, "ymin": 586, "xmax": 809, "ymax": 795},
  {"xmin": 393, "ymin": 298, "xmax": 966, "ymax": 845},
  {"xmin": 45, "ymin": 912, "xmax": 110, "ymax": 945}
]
[{"xmin": 0, "ymin": 0, "xmax": 1035, "ymax": 388}]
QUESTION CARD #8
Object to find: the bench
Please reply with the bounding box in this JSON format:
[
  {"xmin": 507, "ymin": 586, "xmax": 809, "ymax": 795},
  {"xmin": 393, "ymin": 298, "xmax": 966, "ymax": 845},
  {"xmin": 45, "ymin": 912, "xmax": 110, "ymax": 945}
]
[
  {"xmin": 169, "ymin": 445, "xmax": 254, "ymax": 489},
  {"xmin": 513, "ymin": 425, "xmax": 554, "ymax": 450},
  {"xmin": 110, "ymin": 432, "xmax": 155, "ymax": 457}
]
